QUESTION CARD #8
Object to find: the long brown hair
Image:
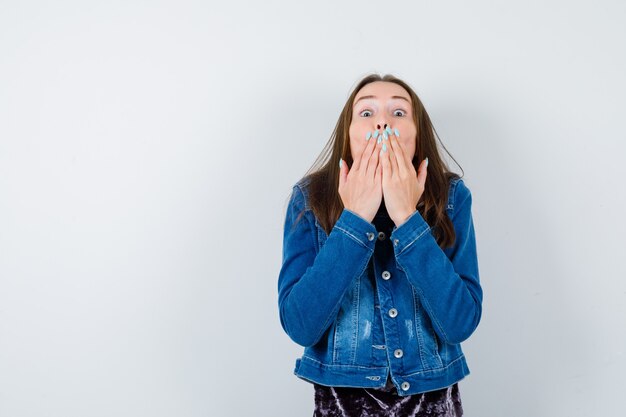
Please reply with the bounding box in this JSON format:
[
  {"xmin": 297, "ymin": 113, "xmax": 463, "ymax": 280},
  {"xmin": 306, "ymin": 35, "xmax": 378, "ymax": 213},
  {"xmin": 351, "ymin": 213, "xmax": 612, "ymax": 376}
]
[{"xmin": 295, "ymin": 73, "xmax": 464, "ymax": 249}]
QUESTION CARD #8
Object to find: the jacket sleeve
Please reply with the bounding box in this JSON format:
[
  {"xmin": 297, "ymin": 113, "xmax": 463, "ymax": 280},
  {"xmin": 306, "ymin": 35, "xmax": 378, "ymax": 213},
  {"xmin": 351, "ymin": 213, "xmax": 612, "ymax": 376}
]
[
  {"xmin": 277, "ymin": 184, "xmax": 378, "ymax": 347},
  {"xmin": 390, "ymin": 179, "xmax": 483, "ymax": 345}
]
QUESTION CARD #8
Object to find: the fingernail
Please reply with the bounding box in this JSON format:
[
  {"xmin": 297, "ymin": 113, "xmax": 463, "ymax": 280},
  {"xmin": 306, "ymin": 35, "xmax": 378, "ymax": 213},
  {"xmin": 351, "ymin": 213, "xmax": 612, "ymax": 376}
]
[
  {"xmin": 383, "ymin": 131, "xmax": 388, "ymax": 140},
  {"xmin": 365, "ymin": 131, "xmax": 371, "ymax": 140},
  {"xmin": 394, "ymin": 128, "xmax": 400, "ymax": 137},
  {"xmin": 339, "ymin": 159, "xmax": 343, "ymax": 168},
  {"xmin": 377, "ymin": 137, "xmax": 382, "ymax": 144},
  {"xmin": 425, "ymin": 157, "xmax": 429, "ymax": 167},
  {"xmin": 373, "ymin": 131, "xmax": 379, "ymax": 139},
  {"xmin": 382, "ymin": 143, "xmax": 387, "ymax": 152},
  {"xmin": 385, "ymin": 126, "xmax": 392, "ymax": 135}
]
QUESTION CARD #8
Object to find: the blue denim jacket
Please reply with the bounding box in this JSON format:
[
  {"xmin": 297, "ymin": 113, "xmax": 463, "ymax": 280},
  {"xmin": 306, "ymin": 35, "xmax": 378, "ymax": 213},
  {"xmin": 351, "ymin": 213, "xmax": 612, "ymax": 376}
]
[{"xmin": 277, "ymin": 175, "xmax": 483, "ymax": 396}]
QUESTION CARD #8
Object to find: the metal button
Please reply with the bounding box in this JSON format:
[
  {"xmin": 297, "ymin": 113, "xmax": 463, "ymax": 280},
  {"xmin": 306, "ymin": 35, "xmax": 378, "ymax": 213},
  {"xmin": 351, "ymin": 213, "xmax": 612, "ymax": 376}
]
[
  {"xmin": 393, "ymin": 239, "xmax": 399, "ymax": 246},
  {"xmin": 381, "ymin": 270, "xmax": 391, "ymax": 280},
  {"xmin": 394, "ymin": 349, "xmax": 403, "ymax": 358},
  {"xmin": 388, "ymin": 308, "xmax": 398, "ymax": 318},
  {"xmin": 401, "ymin": 381, "xmax": 410, "ymax": 391},
  {"xmin": 367, "ymin": 232, "xmax": 375, "ymax": 241},
  {"xmin": 377, "ymin": 231, "xmax": 386, "ymax": 240}
]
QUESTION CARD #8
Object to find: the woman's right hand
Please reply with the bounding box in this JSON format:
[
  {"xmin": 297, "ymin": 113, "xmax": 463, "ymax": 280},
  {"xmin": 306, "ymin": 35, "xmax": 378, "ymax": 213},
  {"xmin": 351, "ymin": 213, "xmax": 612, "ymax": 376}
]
[{"xmin": 338, "ymin": 136, "xmax": 383, "ymax": 223}]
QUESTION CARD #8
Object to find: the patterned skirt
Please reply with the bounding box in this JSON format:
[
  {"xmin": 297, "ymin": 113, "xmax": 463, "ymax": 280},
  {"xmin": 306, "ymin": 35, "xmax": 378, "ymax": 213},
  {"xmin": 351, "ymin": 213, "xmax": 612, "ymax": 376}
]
[{"xmin": 312, "ymin": 375, "xmax": 463, "ymax": 417}]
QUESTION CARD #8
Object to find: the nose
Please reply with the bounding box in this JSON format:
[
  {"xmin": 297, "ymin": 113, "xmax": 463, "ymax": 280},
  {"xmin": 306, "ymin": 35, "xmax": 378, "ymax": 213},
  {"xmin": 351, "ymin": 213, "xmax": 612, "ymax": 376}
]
[{"xmin": 376, "ymin": 123, "xmax": 388, "ymax": 131}]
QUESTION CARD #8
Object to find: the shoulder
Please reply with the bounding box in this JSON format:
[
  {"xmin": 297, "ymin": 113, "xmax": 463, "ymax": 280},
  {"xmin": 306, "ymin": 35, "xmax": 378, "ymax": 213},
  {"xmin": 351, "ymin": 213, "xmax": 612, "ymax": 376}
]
[
  {"xmin": 290, "ymin": 175, "xmax": 313, "ymax": 211},
  {"xmin": 284, "ymin": 175, "xmax": 312, "ymax": 215},
  {"xmin": 446, "ymin": 175, "xmax": 472, "ymax": 218}
]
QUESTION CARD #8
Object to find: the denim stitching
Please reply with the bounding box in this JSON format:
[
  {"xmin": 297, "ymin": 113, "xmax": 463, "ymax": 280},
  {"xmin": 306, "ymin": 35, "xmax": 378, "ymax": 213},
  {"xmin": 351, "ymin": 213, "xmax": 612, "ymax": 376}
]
[
  {"xmin": 300, "ymin": 352, "xmax": 464, "ymax": 374},
  {"xmin": 315, "ymin": 217, "xmax": 329, "ymax": 252},
  {"xmin": 411, "ymin": 286, "xmax": 428, "ymax": 368},
  {"xmin": 417, "ymin": 287, "xmax": 450, "ymax": 344},
  {"xmin": 432, "ymin": 326, "xmax": 440, "ymax": 356},
  {"xmin": 318, "ymin": 253, "xmax": 370, "ymax": 349},
  {"xmin": 395, "ymin": 226, "xmax": 431, "ymax": 256},
  {"xmin": 332, "ymin": 321, "xmax": 339, "ymax": 363},
  {"xmin": 349, "ymin": 274, "xmax": 361, "ymax": 364},
  {"xmin": 419, "ymin": 287, "xmax": 444, "ymax": 368},
  {"xmin": 402, "ymin": 354, "xmax": 465, "ymax": 377},
  {"xmin": 295, "ymin": 182, "xmax": 311, "ymax": 211},
  {"xmin": 447, "ymin": 178, "xmax": 459, "ymax": 214},
  {"xmin": 335, "ymin": 225, "xmax": 371, "ymax": 250},
  {"xmin": 316, "ymin": 227, "xmax": 324, "ymax": 251},
  {"xmin": 396, "ymin": 259, "xmax": 450, "ymax": 344},
  {"xmin": 450, "ymin": 179, "xmax": 463, "ymax": 220},
  {"xmin": 311, "ymin": 216, "xmax": 321, "ymax": 253},
  {"xmin": 301, "ymin": 354, "xmax": 389, "ymax": 370}
]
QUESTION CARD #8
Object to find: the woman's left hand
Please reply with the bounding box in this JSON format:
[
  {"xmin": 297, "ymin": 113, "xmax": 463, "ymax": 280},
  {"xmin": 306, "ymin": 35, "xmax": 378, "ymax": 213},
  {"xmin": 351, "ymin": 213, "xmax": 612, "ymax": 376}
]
[{"xmin": 379, "ymin": 130, "xmax": 428, "ymax": 228}]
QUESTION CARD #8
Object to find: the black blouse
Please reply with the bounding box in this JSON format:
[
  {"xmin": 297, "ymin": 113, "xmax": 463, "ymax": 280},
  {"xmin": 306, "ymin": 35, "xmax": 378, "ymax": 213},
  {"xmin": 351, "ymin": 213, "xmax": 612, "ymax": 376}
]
[{"xmin": 313, "ymin": 374, "xmax": 463, "ymax": 417}]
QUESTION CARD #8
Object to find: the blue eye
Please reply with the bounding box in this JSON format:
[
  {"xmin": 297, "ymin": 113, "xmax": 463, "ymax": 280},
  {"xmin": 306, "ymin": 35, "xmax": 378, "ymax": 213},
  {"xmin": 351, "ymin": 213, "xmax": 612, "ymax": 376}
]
[{"xmin": 359, "ymin": 109, "xmax": 406, "ymax": 117}]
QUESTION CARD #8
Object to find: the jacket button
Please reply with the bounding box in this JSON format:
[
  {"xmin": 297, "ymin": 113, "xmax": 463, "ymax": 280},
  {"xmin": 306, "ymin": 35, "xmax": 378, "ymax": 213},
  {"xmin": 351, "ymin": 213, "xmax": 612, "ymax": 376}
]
[
  {"xmin": 393, "ymin": 239, "xmax": 399, "ymax": 246},
  {"xmin": 394, "ymin": 349, "xmax": 403, "ymax": 358},
  {"xmin": 388, "ymin": 308, "xmax": 398, "ymax": 318},
  {"xmin": 377, "ymin": 231, "xmax": 386, "ymax": 240},
  {"xmin": 401, "ymin": 381, "xmax": 410, "ymax": 391},
  {"xmin": 382, "ymin": 271, "xmax": 391, "ymax": 280},
  {"xmin": 367, "ymin": 232, "xmax": 375, "ymax": 241}
]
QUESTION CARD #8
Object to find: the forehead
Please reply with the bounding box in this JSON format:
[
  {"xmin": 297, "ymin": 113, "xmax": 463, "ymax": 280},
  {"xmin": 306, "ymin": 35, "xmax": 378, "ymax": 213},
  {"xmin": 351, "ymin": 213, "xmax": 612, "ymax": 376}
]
[{"xmin": 354, "ymin": 81, "xmax": 411, "ymax": 102}]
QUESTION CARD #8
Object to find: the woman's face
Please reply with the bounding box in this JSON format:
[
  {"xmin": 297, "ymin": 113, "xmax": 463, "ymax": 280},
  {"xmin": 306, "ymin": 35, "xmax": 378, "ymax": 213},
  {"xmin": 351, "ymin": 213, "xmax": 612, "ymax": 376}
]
[{"xmin": 349, "ymin": 81, "xmax": 417, "ymax": 163}]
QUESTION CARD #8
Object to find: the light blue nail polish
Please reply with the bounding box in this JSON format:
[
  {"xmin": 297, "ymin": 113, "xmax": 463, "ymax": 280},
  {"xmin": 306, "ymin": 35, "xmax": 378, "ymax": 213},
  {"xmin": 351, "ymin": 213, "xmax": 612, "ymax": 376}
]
[
  {"xmin": 377, "ymin": 137, "xmax": 382, "ymax": 144},
  {"xmin": 385, "ymin": 126, "xmax": 392, "ymax": 135},
  {"xmin": 394, "ymin": 128, "xmax": 400, "ymax": 137},
  {"xmin": 365, "ymin": 131, "xmax": 371, "ymax": 140},
  {"xmin": 425, "ymin": 157, "xmax": 429, "ymax": 166},
  {"xmin": 382, "ymin": 143, "xmax": 387, "ymax": 152},
  {"xmin": 373, "ymin": 131, "xmax": 379, "ymax": 139},
  {"xmin": 339, "ymin": 159, "xmax": 343, "ymax": 168},
  {"xmin": 383, "ymin": 131, "xmax": 388, "ymax": 140}
]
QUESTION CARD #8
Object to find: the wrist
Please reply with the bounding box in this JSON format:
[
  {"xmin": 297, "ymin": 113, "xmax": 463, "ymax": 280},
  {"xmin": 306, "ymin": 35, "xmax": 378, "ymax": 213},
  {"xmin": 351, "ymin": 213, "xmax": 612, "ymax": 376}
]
[{"xmin": 393, "ymin": 209, "xmax": 416, "ymax": 228}]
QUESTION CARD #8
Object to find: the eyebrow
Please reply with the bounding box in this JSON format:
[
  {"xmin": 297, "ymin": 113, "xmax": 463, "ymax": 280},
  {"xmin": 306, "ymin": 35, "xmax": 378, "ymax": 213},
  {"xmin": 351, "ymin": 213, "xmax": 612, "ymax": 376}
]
[{"xmin": 353, "ymin": 95, "xmax": 411, "ymax": 108}]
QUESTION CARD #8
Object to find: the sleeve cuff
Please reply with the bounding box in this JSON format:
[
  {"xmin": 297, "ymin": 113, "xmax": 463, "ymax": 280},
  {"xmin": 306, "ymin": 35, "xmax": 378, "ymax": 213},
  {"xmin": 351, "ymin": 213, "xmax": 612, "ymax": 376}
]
[
  {"xmin": 390, "ymin": 209, "xmax": 431, "ymax": 255},
  {"xmin": 332, "ymin": 208, "xmax": 378, "ymax": 249}
]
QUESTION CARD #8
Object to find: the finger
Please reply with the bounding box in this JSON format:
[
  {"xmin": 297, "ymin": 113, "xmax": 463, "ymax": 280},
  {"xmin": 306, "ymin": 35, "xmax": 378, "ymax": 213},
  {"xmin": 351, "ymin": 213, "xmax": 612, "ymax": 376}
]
[
  {"xmin": 385, "ymin": 129, "xmax": 400, "ymax": 177},
  {"xmin": 398, "ymin": 128, "xmax": 414, "ymax": 168},
  {"xmin": 380, "ymin": 140, "xmax": 391, "ymax": 180},
  {"xmin": 339, "ymin": 158, "xmax": 347, "ymax": 187},
  {"xmin": 389, "ymin": 129, "xmax": 410, "ymax": 177},
  {"xmin": 365, "ymin": 134, "xmax": 381, "ymax": 176},
  {"xmin": 417, "ymin": 157, "xmax": 429, "ymax": 186},
  {"xmin": 356, "ymin": 131, "xmax": 377, "ymax": 172},
  {"xmin": 366, "ymin": 137, "xmax": 381, "ymax": 178}
]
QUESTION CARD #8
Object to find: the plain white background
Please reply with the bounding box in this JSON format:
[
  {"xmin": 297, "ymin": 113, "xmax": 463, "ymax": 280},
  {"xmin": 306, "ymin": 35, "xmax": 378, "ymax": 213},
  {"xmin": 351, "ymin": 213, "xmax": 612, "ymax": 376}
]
[{"xmin": 1, "ymin": 1, "xmax": 625, "ymax": 416}]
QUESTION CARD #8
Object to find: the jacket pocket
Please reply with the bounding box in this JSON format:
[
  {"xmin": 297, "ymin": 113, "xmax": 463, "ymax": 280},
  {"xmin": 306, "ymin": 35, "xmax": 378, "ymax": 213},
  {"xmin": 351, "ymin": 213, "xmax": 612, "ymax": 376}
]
[
  {"xmin": 332, "ymin": 271, "xmax": 362, "ymax": 364},
  {"xmin": 412, "ymin": 286, "xmax": 443, "ymax": 370}
]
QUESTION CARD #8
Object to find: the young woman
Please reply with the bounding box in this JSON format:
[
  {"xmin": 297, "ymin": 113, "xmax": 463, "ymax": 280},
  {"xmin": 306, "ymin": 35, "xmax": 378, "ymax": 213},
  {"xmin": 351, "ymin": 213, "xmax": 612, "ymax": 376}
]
[{"xmin": 277, "ymin": 73, "xmax": 483, "ymax": 417}]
